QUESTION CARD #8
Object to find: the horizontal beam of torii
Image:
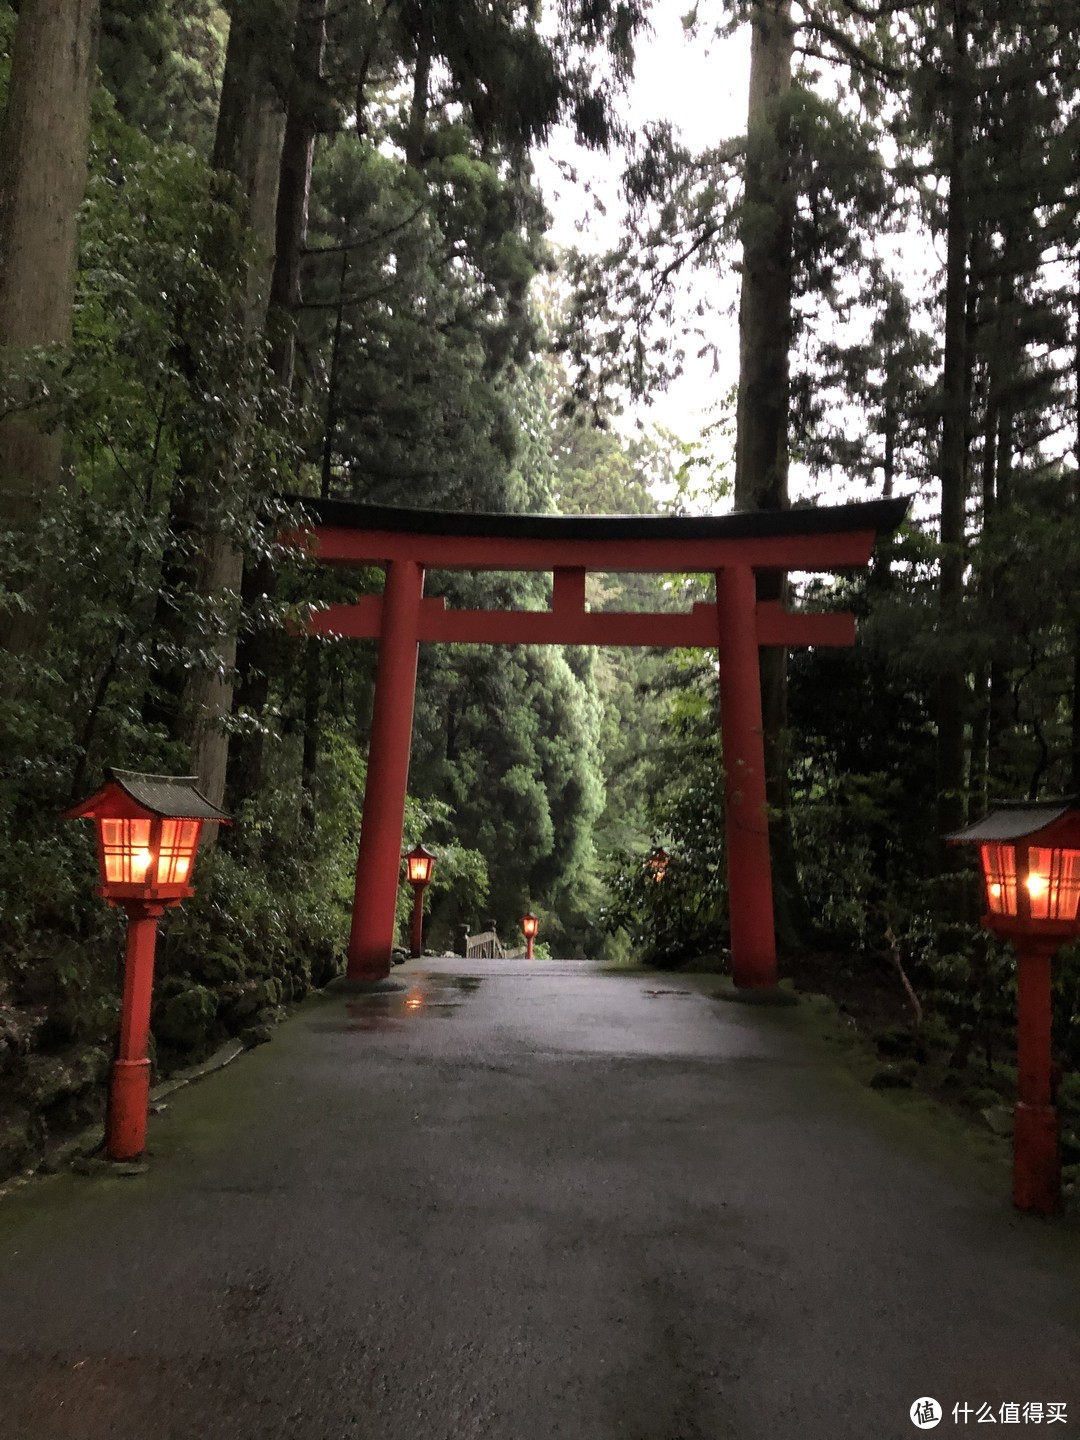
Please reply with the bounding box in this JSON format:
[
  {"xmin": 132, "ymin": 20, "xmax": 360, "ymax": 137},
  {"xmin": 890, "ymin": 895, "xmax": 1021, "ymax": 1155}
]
[
  {"xmin": 307, "ymin": 590, "xmax": 855, "ymax": 649},
  {"xmin": 282, "ymin": 494, "xmax": 909, "ymax": 988}
]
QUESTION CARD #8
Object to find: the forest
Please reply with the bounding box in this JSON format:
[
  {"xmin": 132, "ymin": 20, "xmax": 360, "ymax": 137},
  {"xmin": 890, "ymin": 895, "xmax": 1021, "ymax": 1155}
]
[{"xmin": 1, "ymin": 0, "xmax": 1079, "ymax": 1185}]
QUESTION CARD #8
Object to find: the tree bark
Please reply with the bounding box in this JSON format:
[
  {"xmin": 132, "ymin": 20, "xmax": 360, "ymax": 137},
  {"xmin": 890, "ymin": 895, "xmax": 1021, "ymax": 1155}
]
[
  {"xmin": 935, "ymin": 0, "xmax": 972, "ymax": 841},
  {"xmin": 267, "ymin": 0, "xmax": 326, "ymax": 388},
  {"xmin": 230, "ymin": 0, "xmax": 326, "ymax": 811},
  {"xmin": 297, "ymin": 245, "xmax": 348, "ymax": 805},
  {"xmin": 732, "ymin": 0, "xmax": 809, "ymax": 945},
  {"xmin": 1070, "ymin": 268, "xmax": 1080, "ymax": 792},
  {"xmin": 735, "ymin": 0, "xmax": 794, "ymax": 518},
  {"xmin": 0, "ymin": 0, "xmax": 100, "ymax": 655},
  {"xmin": 177, "ymin": 0, "xmax": 293, "ymax": 809}
]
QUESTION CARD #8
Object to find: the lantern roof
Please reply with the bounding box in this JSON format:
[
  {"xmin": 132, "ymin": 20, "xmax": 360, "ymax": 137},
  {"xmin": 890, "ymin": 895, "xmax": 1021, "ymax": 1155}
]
[
  {"xmin": 64, "ymin": 769, "xmax": 230, "ymax": 823},
  {"xmin": 947, "ymin": 798, "xmax": 1080, "ymax": 845}
]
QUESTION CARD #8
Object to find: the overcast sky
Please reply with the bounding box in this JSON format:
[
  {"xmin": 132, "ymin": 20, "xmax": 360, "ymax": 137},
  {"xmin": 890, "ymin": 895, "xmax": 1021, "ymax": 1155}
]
[{"xmin": 533, "ymin": 13, "xmax": 753, "ymax": 491}]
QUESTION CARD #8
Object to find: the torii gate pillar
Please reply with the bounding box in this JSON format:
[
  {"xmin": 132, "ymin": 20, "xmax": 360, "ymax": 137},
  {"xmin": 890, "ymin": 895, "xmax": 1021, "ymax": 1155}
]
[
  {"xmin": 717, "ymin": 565, "xmax": 776, "ymax": 989},
  {"xmin": 347, "ymin": 559, "xmax": 424, "ymax": 980}
]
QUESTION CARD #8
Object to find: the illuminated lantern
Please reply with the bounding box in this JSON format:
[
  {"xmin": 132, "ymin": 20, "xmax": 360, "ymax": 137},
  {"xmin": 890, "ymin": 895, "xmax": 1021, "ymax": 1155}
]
[
  {"xmin": 521, "ymin": 912, "xmax": 539, "ymax": 961},
  {"xmin": 646, "ymin": 846, "xmax": 670, "ymax": 883},
  {"xmin": 404, "ymin": 843, "xmax": 436, "ymax": 958},
  {"xmin": 405, "ymin": 842, "xmax": 436, "ymax": 889},
  {"xmin": 948, "ymin": 799, "xmax": 1080, "ymax": 1214},
  {"xmin": 64, "ymin": 771, "xmax": 230, "ymax": 1162}
]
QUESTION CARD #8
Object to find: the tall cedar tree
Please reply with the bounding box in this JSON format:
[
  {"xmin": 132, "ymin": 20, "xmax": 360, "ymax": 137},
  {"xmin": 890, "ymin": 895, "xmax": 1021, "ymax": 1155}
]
[{"xmin": 0, "ymin": 0, "xmax": 100, "ymax": 657}]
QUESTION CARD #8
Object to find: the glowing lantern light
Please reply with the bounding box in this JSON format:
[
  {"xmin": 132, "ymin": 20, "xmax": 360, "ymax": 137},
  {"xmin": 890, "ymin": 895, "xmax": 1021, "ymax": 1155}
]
[
  {"xmin": 949, "ymin": 798, "xmax": 1080, "ymax": 1214},
  {"xmin": 405, "ymin": 842, "xmax": 436, "ymax": 888},
  {"xmin": 403, "ymin": 843, "xmax": 436, "ymax": 958},
  {"xmin": 646, "ymin": 846, "xmax": 670, "ymax": 883},
  {"xmin": 64, "ymin": 771, "xmax": 230, "ymax": 1162},
  {"xmin": 521, "ymin": 912, "xmax": 539, "ymax": 961}
]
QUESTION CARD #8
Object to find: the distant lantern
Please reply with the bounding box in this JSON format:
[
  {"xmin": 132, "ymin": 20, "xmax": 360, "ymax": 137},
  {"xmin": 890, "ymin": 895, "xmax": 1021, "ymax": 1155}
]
[
  {"xmin": 948, "ymin": 798, "xmax": 1080, "ymax": 1215},
  {"xmin": 521, "ymin": 912, "xmax": 539, "ymax": 961},
  {"xmin": 404, "ymin": 843, "xmax": 436, "ymax": 958},
  {"xmin": 646, "ymin": 846, "xmax": 670, "ymax": 883},
  {"xmin": 405, "ymin": 842, "xmax": 437, "ymax": 889},
  {"xmin": 64, "ymin": 771, "xmax": 230, "ymax": 1162}
]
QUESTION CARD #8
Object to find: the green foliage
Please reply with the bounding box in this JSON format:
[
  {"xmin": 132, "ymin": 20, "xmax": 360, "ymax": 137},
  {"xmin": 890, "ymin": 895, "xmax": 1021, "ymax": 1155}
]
[
  {"xmin": 601, "ymin": 722, "xmax": 728, "ymax": 968},
  {"xmin": 304, "ymin": 116, "xmax": 550, "ymax": 506},
  {"xmin": 99, "ymin": 0, "xmax": 227, "ymax": 151}
]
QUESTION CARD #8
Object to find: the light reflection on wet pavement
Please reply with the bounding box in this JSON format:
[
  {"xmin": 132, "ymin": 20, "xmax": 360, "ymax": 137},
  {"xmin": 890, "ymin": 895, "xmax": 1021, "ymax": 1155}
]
[{"xmin": 320, "ymin": 956, "xmax": 788, "ymax": 1062}]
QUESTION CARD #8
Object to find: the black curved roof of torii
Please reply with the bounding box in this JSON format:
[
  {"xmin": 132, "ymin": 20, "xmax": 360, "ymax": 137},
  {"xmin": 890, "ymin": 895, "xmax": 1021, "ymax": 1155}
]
[{"xmin": 286, "ymin": 494, "xmax": 910, "ymax": 542}]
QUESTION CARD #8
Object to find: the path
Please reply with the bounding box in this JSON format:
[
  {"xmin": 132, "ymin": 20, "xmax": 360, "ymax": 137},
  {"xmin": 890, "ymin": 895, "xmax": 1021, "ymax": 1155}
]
[{"xmin": 1, "ymin": 957, "xmax": 1077, "ymax": 1439}]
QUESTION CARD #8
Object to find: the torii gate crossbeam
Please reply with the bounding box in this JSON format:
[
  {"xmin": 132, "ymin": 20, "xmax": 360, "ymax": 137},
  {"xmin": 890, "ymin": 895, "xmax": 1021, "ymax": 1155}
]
[{"xmin": 285, "ymin": 495, "xmax": 908, "ymax": 989}]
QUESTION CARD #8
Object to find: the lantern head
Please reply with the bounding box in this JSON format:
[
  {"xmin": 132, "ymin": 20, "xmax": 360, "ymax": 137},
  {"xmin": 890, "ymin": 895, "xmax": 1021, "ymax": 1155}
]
[
  {"xmin": 64, "ymin": 770, "xmax": 230, "ymax": 905},
  {"xmin": 646, "ymin": 846, "xmax": 670, "ymax": 883},
  {"xmin": 521, "ymin": 912, "xmax": 539, "ymax": 939},
  {"xmin": 947, "ymin": 799, "xmax": 1080, "ymax": 938},
  {"xmin": 405, "ymin": 843, "xmax": 436, "ymax": 887}
]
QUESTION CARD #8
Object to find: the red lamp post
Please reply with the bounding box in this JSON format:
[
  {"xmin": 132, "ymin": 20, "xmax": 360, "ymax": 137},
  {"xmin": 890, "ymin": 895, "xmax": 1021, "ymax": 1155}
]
[
  {"xmin": 521, "ymin": 912, "xmax": 539, "ymax": 961},
  {"xmin": 64, "ymin": 770, "xmax": 230, "ymax": 1162},
  {"xmin": 646, "ymin": 846, "xmax": 670, "ymax": 883},
  {"xmin": 948, "ymin": 799, "xmax": 1080, "ymax": 1214},
  {"xmin": 404, "ymin": 843, "xmax": 436, "ymax": 958}
]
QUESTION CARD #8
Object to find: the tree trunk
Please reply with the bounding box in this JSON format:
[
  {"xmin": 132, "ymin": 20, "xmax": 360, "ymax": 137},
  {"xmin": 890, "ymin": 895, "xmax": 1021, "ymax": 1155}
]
[
  {"xmin": 968, "ymin": 333, "xmax": 998, "ymax": 817},
  {"xmin": 735, "ymin": 0, "xmax": 794, "ymax": 518},
  {"xmin": 1070, "ymin": 267, "xmax": 1080, "ymax": 792},
  {"xmin": 935, "ymin": 0, "xmax": 972, "ymax": 842},
  {"xmin": 732, "ymin": 0, "xmax": 808, "ymax": 945},
  {"xmin": 178, "ymin": 0, "xmax": 293, "ymax": 809},
  {"xmin": 267, "ymin": 0, "xmax": 326, "ymax": 388},
  {"xmin": 298, "ymin": 246, "xmax": 349, "ymax": 804},
  {"xmin": 0, "ymin": 0, "xmax": 99, "ymax": 655},
  {"xmin": 405, "ymin": 27, "xmax": 432, "ymax": 170},
  {"xmin": 230, "ymin": 0, "xmax": 326, "ymax": 810}
]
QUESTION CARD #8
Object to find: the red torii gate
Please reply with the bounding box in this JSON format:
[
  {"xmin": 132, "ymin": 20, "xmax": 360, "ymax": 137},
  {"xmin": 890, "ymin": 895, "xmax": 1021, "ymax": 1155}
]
[{"xmin": 287, "ymin": 495, "xmax": 907, "ymax": 989}]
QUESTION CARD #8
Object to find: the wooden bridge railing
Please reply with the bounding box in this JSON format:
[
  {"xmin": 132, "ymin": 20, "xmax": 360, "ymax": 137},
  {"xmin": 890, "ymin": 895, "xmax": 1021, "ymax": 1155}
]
[{"xmin": 464, "ymin": 930, "xmax": 527, "ymax": 960}]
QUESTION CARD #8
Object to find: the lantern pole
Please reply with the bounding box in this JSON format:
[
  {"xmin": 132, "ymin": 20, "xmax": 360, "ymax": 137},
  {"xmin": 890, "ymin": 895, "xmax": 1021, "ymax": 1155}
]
[
  {"xmin": 1013, "ymin": 936, "xmax": 1060, "ymax": 1214},
  {"xmin": 409, "ymin": 882, "xmax": 425, "ymax": 959},
  {"xmin": 64, "ymin": 769, "xmax": 229, "ymax": 1166},
  {"xmin": 110, "ymin": 900, "xmax": 168, "ymax": 1161}
]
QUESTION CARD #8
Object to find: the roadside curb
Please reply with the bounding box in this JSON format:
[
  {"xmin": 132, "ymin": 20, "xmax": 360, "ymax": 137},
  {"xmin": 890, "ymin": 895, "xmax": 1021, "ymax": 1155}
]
[{"xmin": 1, "ymin": 1035, "xmax": 266, "ymax": 1201}]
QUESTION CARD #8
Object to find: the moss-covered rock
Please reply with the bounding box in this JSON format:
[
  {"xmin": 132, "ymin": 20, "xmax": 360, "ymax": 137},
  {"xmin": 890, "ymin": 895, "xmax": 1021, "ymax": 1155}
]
[
  {"xmin": 869, "ymin": 1060, "xmax": 918, "ymax": 1089},
  {"xmin": 252, "ymin": 978, "xmax": 283, "ymax": 1009},
  {"xmin": 154, "ymin": 985, "xmax": 218, "ymax": 1050},
  {"xmin": 16, "ymin": 1046, "xmax": 111, "ymax": 1110},
  {"xmin": 0, "ymin": 1004, "xmax": 36, "ymax": 1075},
  {"xmin": 189, "ymin": 949, "xmax": 246, "ymax": 987},
  {"xmin": 0, "ymin": 1112, "xmax": 34, "ymax": 1175},
  {"xmin": 875, "ymin": 1026, "xmax": 927, "ymax": 1062},
  {"xmin": 19, "ymin": 1055, "xmax": 80, "ymax": 1109}
]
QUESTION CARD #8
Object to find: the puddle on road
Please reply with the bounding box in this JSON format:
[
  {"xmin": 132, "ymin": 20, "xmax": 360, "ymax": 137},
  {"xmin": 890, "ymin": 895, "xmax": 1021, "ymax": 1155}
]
[{"xmin": 331, "ymin": 975, "xmax": 484, "ymax": 1033}]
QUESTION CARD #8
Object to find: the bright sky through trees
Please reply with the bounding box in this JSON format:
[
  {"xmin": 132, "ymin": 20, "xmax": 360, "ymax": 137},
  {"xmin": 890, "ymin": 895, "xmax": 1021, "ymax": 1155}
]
[{"xmin": 535, "ymin": 13, "xmax": 752, "ymax": 487}]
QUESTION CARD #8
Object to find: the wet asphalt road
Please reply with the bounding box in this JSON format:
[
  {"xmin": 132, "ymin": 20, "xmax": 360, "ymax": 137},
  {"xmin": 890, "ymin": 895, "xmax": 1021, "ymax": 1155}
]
[{"xmin": 1, "ymin": 957, "xmax": 1078, "ymax": 1440}]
